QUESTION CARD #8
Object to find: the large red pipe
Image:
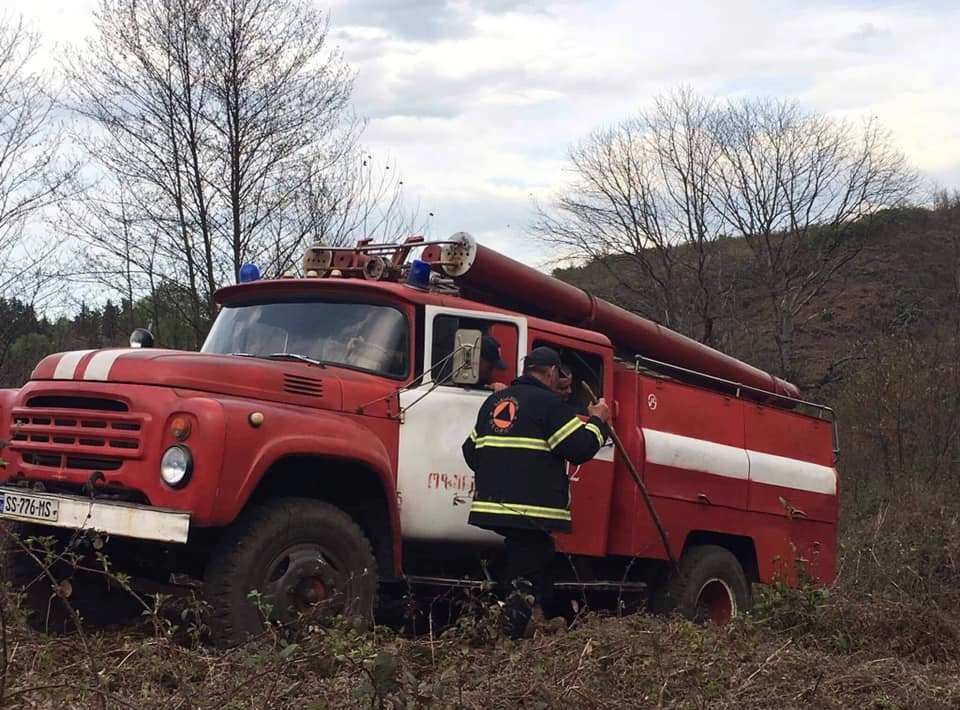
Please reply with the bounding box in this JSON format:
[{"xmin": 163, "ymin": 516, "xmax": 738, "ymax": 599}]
[{"xmin": 429, "ymin": 237, "xmax": 800, "ymax": 399}]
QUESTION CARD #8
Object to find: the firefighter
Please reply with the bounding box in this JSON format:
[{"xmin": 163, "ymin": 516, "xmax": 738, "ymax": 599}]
[{"xmin": 461, "ymin": 346, "xmax": 610, "ymax": 638}]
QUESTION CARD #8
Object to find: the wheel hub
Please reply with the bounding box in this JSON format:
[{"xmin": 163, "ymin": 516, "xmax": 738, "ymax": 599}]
[
  {"xmin": 297, "ymin": 578, "xmax": 329, "ymax": 606},
  {"xmin": 262, "ymin": 544, "xmax": 342, "ymax": 618},
  {"xmin": 696, "ymin": 578, "xmax": 736, "ymax": 625}
]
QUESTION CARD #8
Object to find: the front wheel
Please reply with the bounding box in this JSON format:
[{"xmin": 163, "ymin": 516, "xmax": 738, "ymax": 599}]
[
  {"xmin": 204, "ymin": 498, "xmax": 378, "ymax": 645},
  {"xmin": 1, "ymin": 523, "xmax": 141, "ymax": 634},
  {"xmin": 651, "ymin": 545, "xmax": 751, "ymax": 625}
]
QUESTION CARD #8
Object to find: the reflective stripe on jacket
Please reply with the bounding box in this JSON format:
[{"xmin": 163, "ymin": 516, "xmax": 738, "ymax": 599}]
[{"xmin": 462, "ymin": 374, "xmax": 609, "ymax": 533}]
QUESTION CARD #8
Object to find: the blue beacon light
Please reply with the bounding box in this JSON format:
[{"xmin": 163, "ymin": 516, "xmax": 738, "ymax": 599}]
[
  {"xmin": 406, "ymin": 259, "xmax": 431, "ymax": 290},
  {"xmin": 238, "ymin": 263, "xmax": 261, "ymax": 283}
]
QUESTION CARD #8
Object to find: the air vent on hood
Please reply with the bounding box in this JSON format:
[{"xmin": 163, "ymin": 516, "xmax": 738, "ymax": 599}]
[
  {"xmin": 283, "ymin": 373, "xmax": 324, "ymax": 398},
  {"xmin": 28, "ymin": 395, "xmax": 128, "ymax": 412}
]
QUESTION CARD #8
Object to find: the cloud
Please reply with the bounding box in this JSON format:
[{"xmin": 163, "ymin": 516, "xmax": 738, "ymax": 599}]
[
  {"xmin": 331, "ymin": 0, "xmax": 472, "ymax": 41},
  {"xmin": 335, "ymin": 0, "xmax": 960, "ymax": 262},
  {"xmin": 17, "ymin": 0, "xmax": 960, "ymax": 267},
  {"xmin": 329, "ymin": 0, "xmax": 551, "ymax": 41}
]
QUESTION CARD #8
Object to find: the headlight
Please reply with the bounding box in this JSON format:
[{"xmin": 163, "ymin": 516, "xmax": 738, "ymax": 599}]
[{"xmin": 160, "ymin": 445, "xmax": 193, "ymax": 487}]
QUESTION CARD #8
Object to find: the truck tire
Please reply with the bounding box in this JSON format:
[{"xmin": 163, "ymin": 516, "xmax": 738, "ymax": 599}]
[
  {"xmin": 651, "ymin": 544, "xmax": 751, "ymax": 625},
  {"xmin": 204, "ymin": 498, "xmax": 378, "ymax": 645},
  {"xmin": 1, "ymin": 523, "xmax": 141, "ymax": 634}
]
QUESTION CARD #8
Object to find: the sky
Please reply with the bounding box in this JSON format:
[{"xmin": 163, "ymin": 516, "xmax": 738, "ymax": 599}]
[{"xmin": 16, "ymin": 0, "xmax": 960, "ymax": 266}]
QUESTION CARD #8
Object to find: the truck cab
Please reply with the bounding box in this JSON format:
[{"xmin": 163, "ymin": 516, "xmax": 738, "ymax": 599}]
[{"xmin": 0, "ymin": 234, "xmax": 839, "ymax": 641}]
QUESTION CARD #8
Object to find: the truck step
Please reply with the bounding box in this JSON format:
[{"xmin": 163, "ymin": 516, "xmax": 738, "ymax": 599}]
[{"xmin": 400, "ymin": 575, "xmax": 647, "ymax": 594}]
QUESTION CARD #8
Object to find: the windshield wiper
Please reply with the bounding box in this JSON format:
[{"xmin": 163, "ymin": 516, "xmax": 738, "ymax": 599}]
[
  {"xmin": 265, "ymin": 352, "xmax": 327, "ymax": 368},
  {"xmin": 229, "ymin": 352, "xmax": 327, "ymax": 368}
]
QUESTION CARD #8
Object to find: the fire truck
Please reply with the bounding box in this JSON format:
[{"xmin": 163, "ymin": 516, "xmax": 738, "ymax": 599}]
[{"xmin": 0, "ymin": 234, "xmax": 838, "ymax": 641}]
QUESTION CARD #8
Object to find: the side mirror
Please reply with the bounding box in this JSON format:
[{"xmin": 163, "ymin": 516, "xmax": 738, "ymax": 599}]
[
  {"xmin": 129, "ymin": 328, "xmax": 155, "ymax": 349},
  {"xmin": 450, "ymin": 329, "xmax": 482, "ymax": 385}
]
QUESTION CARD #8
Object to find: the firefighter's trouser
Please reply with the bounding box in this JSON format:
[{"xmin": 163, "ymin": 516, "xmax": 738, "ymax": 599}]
[{"xmin": 497, "ymin": 528, "xmax": 556, "ymax": 637}]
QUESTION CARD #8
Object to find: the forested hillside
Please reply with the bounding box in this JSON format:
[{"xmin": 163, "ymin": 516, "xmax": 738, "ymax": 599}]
[{"xmin": 557, "ymin": 204, "xmax": 955, "ymax": 388}]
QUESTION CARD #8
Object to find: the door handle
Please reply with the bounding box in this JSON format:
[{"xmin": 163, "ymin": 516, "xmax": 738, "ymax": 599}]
[{"xmin": 778, "ymin": 496, "xmax": 808, "ymax": 519}]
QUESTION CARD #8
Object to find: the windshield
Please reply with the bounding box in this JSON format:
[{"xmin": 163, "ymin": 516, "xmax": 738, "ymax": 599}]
[{"xmin": 202, "ymin": 301, "xmax": 408, "ymax": 378}]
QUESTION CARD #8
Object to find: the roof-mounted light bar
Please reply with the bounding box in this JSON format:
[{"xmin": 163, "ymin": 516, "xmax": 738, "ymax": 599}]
[{"xmin": 301, "ymin": 233, "xmax": 477, "ymax": 284}]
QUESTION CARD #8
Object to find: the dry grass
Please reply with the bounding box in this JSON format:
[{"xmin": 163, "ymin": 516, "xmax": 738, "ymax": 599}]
[
  {"xmin": 0, "ymin": 477, "xmax": 958, "ymax": 709},
  {"xmin": 3, "ymin": 494, "xmax": 960, "ymax": 710},
  {"xmin": 0, "ymin": 596, "xmax": 958, "ymax": 710}
]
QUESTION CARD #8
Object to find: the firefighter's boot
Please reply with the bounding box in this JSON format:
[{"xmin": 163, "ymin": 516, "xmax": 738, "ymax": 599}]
[
  {"xmin": 526, "ymin": 605, "xmax": 567, "ymax": 637},
  {"xmin": 502, "ymin": 578, "xmax": 534, "ymax": 640}
]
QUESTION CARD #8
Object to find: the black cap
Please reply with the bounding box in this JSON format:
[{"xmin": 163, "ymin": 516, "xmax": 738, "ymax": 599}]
[
  {"xmin": 523, "ymin": 346, "xmax": 562, "ymax": 369},
  {"xmin": 481, "ymin": 335, "xmax": 507, "ymax": 369}
]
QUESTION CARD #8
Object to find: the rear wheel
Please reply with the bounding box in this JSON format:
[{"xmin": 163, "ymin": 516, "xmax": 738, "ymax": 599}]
[
  {"xmin": 651, "ymin": 545, "xmax": 751, "ymax": 625},
  {"xmin": 204, "ymin": 498, "xmax": 378, "ymax": 645}
]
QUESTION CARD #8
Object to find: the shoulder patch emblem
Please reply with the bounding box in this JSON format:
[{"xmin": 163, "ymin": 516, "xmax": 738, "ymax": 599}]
[{"xmin": 491, "ymin": 397, "xmax": 519, "ymax": 433}]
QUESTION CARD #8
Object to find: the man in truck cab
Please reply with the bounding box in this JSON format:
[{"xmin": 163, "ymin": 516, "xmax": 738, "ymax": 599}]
[
  {"xmin": 478, "ymin": 334, "xmax": 508, "ymax": 392},
  {"xmin": 556, "ymin": 363, "xmax": 573, "ymax": 401},
  {"xmin": 461, "ymin": 346, "xmax": 611, "ymax": 638}
]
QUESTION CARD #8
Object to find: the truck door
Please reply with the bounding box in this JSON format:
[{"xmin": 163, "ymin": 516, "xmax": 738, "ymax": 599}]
[{"xmin": 397, "ymin": 306, "xmax": 526, "ymax": 543}]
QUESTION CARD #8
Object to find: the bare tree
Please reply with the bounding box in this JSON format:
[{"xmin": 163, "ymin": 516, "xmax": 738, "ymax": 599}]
[
  {"xmin": 0, "ymin": 16, "xmax": 78, "ymax": 298},
  {"xmin": 63, "ymin": 0, "xmax": 215, "ymax": 343},
  {"xmin": 63, "ymin": 0, "xmax": 413, "ymax": 348},
  {"xmin": 537, "ymin": 90, "xmax": 916, "ymax": 376},
  {"xmin": 292, "ymin": 149, "xmax": 421, "ymax": 244},
  {"xmin": 201, "ymin": 0, "xmax": 354, "ymax": 281},
  {"xmin": 533, "ymin": 89, "xmax": 729, "ymax": 343},
  {"xmin": 710, "ymin": 98, "xmax": 917, "ymax": 377},
  {"xmin": 643, "ymin": 89, "xmax": 730, "ymax": 345},
  {"xmin": 56, "ymin": 172, "xmax": 167, "ymax": 335}
]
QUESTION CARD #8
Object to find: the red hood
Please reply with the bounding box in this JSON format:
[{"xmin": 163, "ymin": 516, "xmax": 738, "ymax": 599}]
[{"xmin": 30, "ymin": 349, "xmax": 351, "ymax": 411}]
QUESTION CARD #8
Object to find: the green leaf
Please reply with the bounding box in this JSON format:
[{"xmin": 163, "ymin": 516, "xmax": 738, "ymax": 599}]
[
  {"xmin": 371, "ymin": 651, "xmax": 399, "ymax": 692},
  {"xmin": 279, "ymin": 643, "xmax": 300, "ymax": 659}
]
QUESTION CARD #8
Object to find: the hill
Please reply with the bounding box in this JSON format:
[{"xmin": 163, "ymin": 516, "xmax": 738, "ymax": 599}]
[{"xmin": 552, "ymin": 205, "xmax": 959, "ymax": 393}]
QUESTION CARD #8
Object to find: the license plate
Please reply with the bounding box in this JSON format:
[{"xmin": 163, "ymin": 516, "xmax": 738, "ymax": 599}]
[{"xmin": 0, "ymin": 492, "xmax": 60, "ymax": 523}]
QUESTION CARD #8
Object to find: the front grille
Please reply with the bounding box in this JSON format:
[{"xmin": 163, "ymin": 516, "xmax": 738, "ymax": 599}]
[
  {"xmin": 21, "ymin": 452, "xmax": 124, "ymax": 471},
  {"xmin": 11, "ymin": 397, "xmax": 145, "ymax": 472},
  {"xmin": 21, "ymin": 452, "xmax": 62, "ymax": 468},
  {"xmin": 283, "ymin": 373, "xmax": 324, "ymax": 397}
]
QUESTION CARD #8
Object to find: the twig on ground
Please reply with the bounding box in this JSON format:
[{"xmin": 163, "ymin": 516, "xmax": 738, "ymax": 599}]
[{"xmin": 736, "ymin": 638, "xmax": 794, "ymax": 694}]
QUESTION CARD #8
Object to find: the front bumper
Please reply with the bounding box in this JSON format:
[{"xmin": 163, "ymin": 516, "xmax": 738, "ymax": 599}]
[{"xmin": 0, "ymin": 487, "xmax": 190, "ymax": 543}]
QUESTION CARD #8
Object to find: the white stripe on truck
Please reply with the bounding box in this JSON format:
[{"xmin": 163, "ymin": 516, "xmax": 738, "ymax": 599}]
[
  {"xmin": 643, "ymin": 428, "xmax": 749, "ymax": 480},
  {"xmin": 83, "ymin": 349, "xmax": 129, "ymax": 381},
  {"xmin": 747, "ymin": 449, "xmax": 837, "ymax": 495},
  {"xmin": 53, "ymin": 350, "xmax": 95, "ymax": 380},
  {"xmin": 642, "ymin": 428, "xmax": 836, "ymax": 495}
]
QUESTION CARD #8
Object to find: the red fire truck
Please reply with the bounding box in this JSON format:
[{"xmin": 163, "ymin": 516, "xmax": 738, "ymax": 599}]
[{"xmin": 0, "ymin": 234, "xmax": 838, "ymax": 641}]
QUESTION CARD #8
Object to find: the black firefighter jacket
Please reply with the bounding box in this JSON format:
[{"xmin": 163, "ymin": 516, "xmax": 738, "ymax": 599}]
[{"xmin": 461, "ymin": 375, "xmax": 609, "ymax": 533}]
